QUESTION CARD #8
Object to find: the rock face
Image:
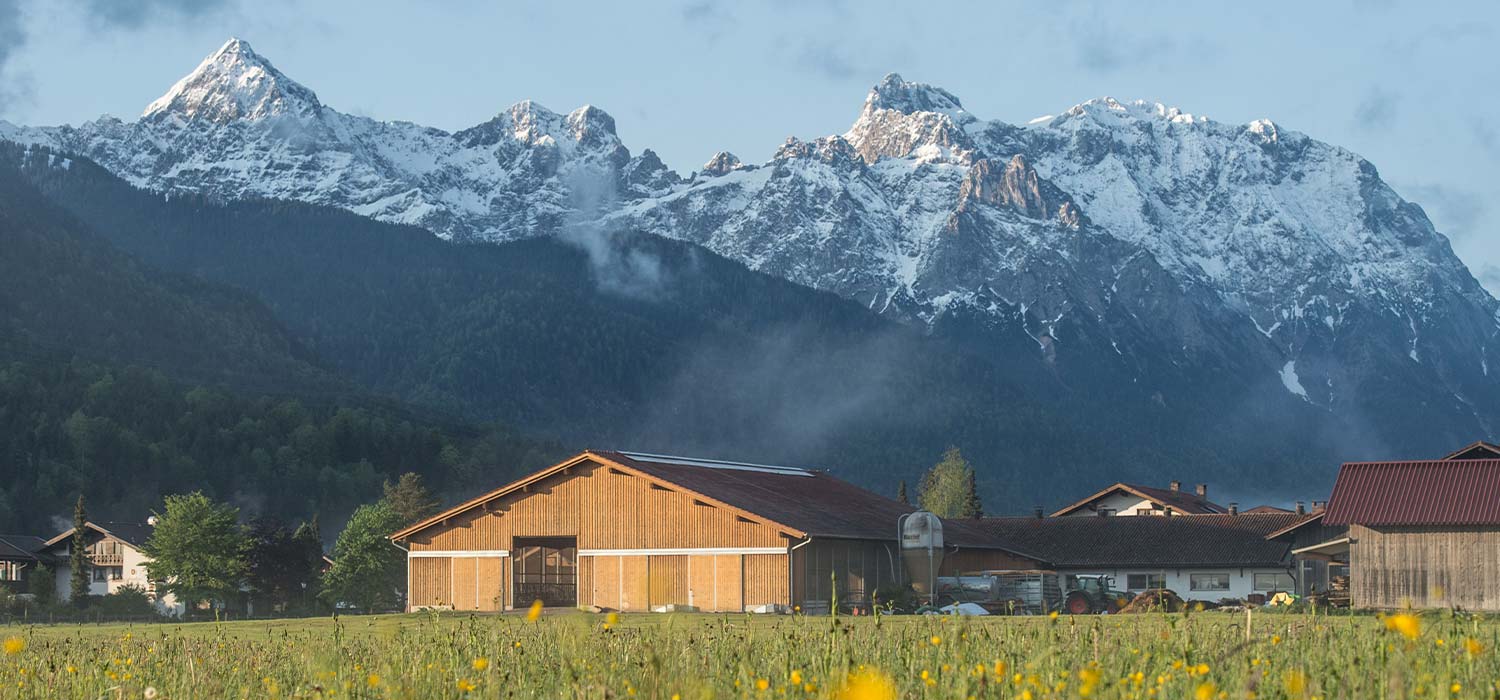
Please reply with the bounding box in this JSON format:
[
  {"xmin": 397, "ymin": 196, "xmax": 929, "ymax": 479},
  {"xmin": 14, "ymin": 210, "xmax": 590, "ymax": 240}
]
[{"xmin": 6, "ymin": 44, "xmax": 1499, "ymax": 453}]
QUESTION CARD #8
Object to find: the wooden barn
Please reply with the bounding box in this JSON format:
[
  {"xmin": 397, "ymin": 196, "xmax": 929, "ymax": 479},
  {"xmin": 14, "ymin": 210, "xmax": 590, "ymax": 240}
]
[
  {"xmin": 388, "ymin": 450, "xmax": 1034, "ymax": 613},
  {"xmin": 1322, "ymin": 448, "xmax": 1500, "ymax": 610}
]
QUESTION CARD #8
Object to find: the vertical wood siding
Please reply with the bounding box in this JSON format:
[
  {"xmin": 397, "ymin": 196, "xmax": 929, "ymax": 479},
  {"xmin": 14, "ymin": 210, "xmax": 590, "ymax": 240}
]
[
  {"xmin": 1351, "ymin": 524, "xmax": 1500, "ymax": 610},
  {"xmin": 408, "ymin": 462, "xmax": 788, "ymax": 553},
  {"xmin": 405, "ymin": 459, "xmax": 801, "ymax": 611},
  {"xmin": 410, "ymin": 557, "xmax": 452, "ymax": 609}
]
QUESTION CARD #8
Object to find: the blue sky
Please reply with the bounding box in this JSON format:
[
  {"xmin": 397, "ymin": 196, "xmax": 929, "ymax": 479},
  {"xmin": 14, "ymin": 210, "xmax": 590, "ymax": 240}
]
[{"xmin": 2, "ymin": 0, "xmax": 1498, "ymax": 291}]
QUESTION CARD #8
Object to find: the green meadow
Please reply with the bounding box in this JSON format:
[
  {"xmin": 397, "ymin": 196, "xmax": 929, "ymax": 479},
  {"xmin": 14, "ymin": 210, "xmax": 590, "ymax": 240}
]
[{"xmin": 1, "ymin": 609, "xmax": 1494, "ymax": 699}]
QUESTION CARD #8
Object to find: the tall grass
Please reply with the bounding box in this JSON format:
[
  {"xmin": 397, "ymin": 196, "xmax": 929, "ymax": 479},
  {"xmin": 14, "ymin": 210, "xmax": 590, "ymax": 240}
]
[{"xmin": 1, "ymin": 609, "xmax": 1496, "ymax": 698}]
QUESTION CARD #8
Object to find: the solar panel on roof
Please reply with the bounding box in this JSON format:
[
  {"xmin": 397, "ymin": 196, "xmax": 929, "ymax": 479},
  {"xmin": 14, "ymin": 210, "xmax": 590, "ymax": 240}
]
[{"xmin": 617, "ymin": 451, "xmax": 816, "ymax": 477}]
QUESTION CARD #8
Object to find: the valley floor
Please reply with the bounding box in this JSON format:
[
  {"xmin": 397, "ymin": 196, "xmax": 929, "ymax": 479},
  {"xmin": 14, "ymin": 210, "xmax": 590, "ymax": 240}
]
[{"xmin": 0, "ymin": 609, "xmax": 1492, "ymax": 698}]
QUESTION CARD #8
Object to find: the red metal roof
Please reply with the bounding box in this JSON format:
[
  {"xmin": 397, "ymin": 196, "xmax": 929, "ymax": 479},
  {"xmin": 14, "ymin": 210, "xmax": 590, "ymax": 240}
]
[{"xmin": 1323, "ymin": 459, "xmax": 1500, "ymax": 526}]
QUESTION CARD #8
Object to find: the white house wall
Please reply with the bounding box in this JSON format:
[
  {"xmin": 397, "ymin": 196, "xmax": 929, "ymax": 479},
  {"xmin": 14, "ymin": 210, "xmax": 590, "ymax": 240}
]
[
  {"xmin": 1061, "ymin": 493, "xmax": 1160, "ymax": 517},
  {"xmin": 51, "ymin": 541, "xmax": 184, "ymax": 616},
  {"xmin": 1056, "ymin": 567, "xmax": 1295, "ymax": 602}
]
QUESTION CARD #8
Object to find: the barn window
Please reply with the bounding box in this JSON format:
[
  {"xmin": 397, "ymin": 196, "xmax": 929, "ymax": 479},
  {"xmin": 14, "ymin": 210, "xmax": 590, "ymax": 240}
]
[
  {"xmin": 1189, "ymin": 573, "xmax": 1231, "ymax": 591},
  {"xmin": 1126, "ymin": 573, "xmax": 1164, "ymax": 590}
]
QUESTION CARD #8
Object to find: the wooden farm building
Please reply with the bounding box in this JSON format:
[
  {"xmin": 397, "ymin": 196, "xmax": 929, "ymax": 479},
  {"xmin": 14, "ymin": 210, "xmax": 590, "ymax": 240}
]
[
  {"xmin": 1320, "ymin": 446, "xmax": 1500, "ymax": 610},
  {"xmin": 389, "ymin": 450, "xmax": 1034, "ymax": 613}
]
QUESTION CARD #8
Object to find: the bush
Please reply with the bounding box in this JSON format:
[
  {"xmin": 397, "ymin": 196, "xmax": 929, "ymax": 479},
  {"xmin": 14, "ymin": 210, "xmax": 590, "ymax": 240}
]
[{"xmin": 94, "ymin": 584, "xmax": 161, "ymax": 618}]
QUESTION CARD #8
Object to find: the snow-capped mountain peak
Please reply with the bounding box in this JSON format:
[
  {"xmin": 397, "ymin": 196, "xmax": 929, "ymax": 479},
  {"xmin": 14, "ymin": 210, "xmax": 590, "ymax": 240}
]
[
  {"xmin": 8, "ymin": 43, "xmax": 1500, "ymax": 443},
  {"xmin": 846, "ymin": 74, "xmax": 979, "ymax": 165},
  {"xmin": 142, "ymin": 38, "xmax": 322, "ymax": 123}
]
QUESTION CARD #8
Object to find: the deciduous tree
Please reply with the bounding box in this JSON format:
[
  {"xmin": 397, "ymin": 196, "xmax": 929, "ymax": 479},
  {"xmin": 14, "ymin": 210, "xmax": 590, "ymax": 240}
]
[
  {"xmin": 917, "ymin": 447, "xmax": 982, "ymax": 518},
  {"xmin": 142, "ymin": 492, "xmax": 248, "ymax": 610}
]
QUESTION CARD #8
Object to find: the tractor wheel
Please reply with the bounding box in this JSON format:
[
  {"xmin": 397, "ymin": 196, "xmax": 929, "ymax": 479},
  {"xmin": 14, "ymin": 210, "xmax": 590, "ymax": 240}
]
[{"xmin": 1064, "ymin": 592, "xmax": 1092, "ymax": 615}]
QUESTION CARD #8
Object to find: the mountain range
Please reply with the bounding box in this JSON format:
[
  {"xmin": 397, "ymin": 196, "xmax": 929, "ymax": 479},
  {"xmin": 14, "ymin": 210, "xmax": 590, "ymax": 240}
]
[{"xmin": 2, "ymin": 38, "xmax": 1497, "ymax": 516}]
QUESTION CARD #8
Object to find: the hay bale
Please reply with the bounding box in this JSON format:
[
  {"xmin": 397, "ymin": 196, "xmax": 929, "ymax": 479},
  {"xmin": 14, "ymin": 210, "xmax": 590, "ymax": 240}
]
[{"xmin": 1116, "ymin": 589, "xmax": 1184, "ymax": 614}]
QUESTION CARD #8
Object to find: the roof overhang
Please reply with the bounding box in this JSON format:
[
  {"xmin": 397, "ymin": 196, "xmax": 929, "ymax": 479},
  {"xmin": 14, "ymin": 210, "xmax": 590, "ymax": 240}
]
[
  {"xmin": 388, "ymin": 451, "xmax": 808, "ymax": 542},
  {"xmin": 1291, "ymin": 536, "xmax": 1350, "ymax": 559}
]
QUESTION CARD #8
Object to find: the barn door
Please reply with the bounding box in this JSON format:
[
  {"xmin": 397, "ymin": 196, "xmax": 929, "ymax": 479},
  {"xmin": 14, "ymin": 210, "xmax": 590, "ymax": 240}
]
[{"xmin": 513, "ymin": 537, "xmax": 578, "ymax": 607}]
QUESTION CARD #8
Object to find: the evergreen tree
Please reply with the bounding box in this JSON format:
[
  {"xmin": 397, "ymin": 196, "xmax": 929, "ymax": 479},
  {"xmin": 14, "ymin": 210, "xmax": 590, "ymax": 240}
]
[
  {"xmin": 383, "ymin": 472, "xmax": 440, "ymax": 527},
  {"xmin": 896, "ymin": 480, "xmax": 910, "ymax": 506},
  {"xmin": 917, "ymin": 447, "xmax": 982, "ymax": 518},
  {"xmin": 142, "ymin": 492, "xmax": 248, "ymax": 611},
  {"xmin": 290, "ymin": 517, "xmax": 326, "ymax": 612},
  {"xmin": 69, "ymin": 495, "xmax": 91, "ymax": 608}
]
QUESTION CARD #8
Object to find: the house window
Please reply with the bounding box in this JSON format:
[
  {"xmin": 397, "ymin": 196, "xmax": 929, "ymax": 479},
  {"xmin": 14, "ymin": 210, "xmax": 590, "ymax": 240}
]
[
  {"xmin": 1190, "ymin": 573, "xmax": 1231, "ymax": 591},
  {"xmin": 1097, "ymin": 508, "xmax": 1116, "ymax": 517},
  {"xmin": 93, "ymin": 566, "xmax": 123, "ymax": 582},
  {"xmin": 1126, "ymin": 573, "xmax": 1165, "ymax": 590},
  {"xmin": 1253, "ymin": 573, "xmax": 1295, "ymax": 591},
  {"xmin": 1135, "ymin": 507, "xmax": 1158, "ymax": 515}
]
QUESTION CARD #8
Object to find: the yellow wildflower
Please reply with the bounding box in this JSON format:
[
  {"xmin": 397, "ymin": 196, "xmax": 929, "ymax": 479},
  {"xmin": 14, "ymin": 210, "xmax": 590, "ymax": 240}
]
[
  {"xmin": 472, "ymin": 657, "xmax": 489, "ymax": 672},
  {"xmin": 1195, "ymin": 682, "xmax": 1218, "ymax": 700},
  {"xmin": 930, "ymin": 635, "xmax": 942, "ymax": 646},
  {"xmin": 836, "ymin": 668, "xmax": 897, "ymax": 700},
  {"xmin": 1195, "ymin": 663, "xmax": 1210, "ymax": 676},
  {"xmin": 2, "ymin": 637, "xmax": 24, "ymax": 656},
  {"xmin": 1048, "ymin": 611, "xmax": 1060, "ymax": 620},
  {"xmin": 1284, "ymin": 670, "xmax": 1307, "ymax": 696},
  {"xmin": 456, "ymin": 678, "xmax": 478, "ymax": 692},
  {"xmin": 1384, "ymin": 613, "xmax": 1421, "ymax": 640},
  {"xmin": 1271, "ymin": 635, "xmax": 1282, "ymax": 645},
  {"xmin": 605, "ymin": 611, "xmax": 620, "ymax": 629},
  {"xmin": 366, "ymin": 673, "xmax": 381, "ymax": 688},
  {"xmin": 790, "ymin": 670, "xmax": 803, "ymax": 685},
  {"xmin": 756, "ymin": 678, "xmax": 770, "ymax": 691},
  {"xmin": 1465, "ymin": 637, "xmax": 1485, "ymax": 657},
  {"xmin": 1451, "ymin": 683, "xmax": 1462, "ymax": 694},
  {"xmin": 526, "ymin": 599, "xmax": 544, "ymax": 622}
]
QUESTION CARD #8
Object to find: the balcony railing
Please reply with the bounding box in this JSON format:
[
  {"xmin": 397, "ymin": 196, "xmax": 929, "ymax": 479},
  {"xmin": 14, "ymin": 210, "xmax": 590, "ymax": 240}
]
[{"xmin": 91, "ymin": 553, "xmax": 123, "ymax": 566}]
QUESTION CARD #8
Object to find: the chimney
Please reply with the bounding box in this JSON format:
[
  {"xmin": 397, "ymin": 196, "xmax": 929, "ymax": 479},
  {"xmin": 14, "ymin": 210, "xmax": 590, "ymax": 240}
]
[
  {"xmin": 1195, "ymin": 483, "xmax": 1208, "ymax": 498},
  {"xmin": 1170, "ymin": 480, "xmax": 1181, "ymax": 493},
  {"xmin": 1164, "ymin": 506, "xmax": 1174, "ymax": 517},
  {"xmin": 1033, "ymin": 505, "xmax": 1044, "ymax": 519},
  {"xmin": 1295, "ymin": 501, "xmax": 1306, "ymax": 515},
  {"xmin": 1312, "ymin": 500, "xmax": 1327, "ymax": 510},
  {"xmin": 1228, "ymin": 502, "xmax": 1239, "ymax": 515}
]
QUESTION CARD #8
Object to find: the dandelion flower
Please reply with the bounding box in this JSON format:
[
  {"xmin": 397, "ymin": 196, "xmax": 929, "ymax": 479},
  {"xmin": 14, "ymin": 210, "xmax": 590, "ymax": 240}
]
[
  {"xmin": 1194, "ymin": 682, "xmax": 1217, "ymax": 700},
  {"xmin": 836, "ymin": 668, "xmax": 897, "ymax": 700},
  {"xmin": 366, "ymin": 673, "xmax": 381, "ymax": 688},
  {"xmin": 605, "ymin": 611, "xmax": 620, "ymax": 629},
  {"xmin": 1465, "ymin": 637, "xmax": 1484, "ymax": 657},
  {"xmin": 1384, "ymin": 613, "xmax": 1421, "ymax": 640},
  {"xmin": 456, "ymin": 678, "xmax": 478, "ymax": 692},
  {"xmin": 472, "ymin": 657, "xmax": 489, "ymax": 672},
  {"xmin": 2, "ymin": 637, "xmax": 24, "ymax": 656},
  {"xmin": 930, "ymin": 635, "xmax": 942, "ymax": 646},
  {"xmin": 526, "ymin": 599, "xmax": 544, "ymax": 622},
  {"xmin": 756, "ymin": 678, "xmax": 770, "ymax": 690},
  {"xmin": 790, "ymin": 670, "xmax": 803, "ymax": 685}
]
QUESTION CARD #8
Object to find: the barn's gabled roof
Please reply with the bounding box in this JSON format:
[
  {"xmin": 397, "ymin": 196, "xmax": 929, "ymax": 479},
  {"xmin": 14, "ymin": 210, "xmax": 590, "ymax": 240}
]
[
  {"xmin": 1323, "ymin": 459, "xmax": 1500, "ymax": 526},
  {"xmin": 969, "ymin": 513, "xmax": 1300, "ymax": 568},
  {"xmin": 392, "ymin": 450, "xmax": 1035, "ymax": 557},
  {"xmin": 1050, "ymin": 482, "xmax": 1228, "ymax": 517}
]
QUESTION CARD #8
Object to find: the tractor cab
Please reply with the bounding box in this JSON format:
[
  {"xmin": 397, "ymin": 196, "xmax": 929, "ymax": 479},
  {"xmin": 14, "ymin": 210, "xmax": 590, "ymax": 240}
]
[{"xmin": 1060, "ymin": 574, "xmax": 1129, "ymax": 614}]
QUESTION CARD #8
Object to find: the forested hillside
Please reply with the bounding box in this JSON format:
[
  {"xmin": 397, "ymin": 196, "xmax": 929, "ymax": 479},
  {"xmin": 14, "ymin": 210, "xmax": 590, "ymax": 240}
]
[
  {"xmin": 0, "ymin": 357, "xmax": 561, "ymax": 533},
  {"xmin": 1, "ymin": 143, "xmax": 1342, "ymax": 513}
]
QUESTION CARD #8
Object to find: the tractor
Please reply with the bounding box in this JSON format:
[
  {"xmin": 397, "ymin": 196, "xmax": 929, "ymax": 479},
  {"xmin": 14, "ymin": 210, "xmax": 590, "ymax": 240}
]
[{"xmin": 1059, "ymin": 574, "xmax": 1131, "ymax": 614}]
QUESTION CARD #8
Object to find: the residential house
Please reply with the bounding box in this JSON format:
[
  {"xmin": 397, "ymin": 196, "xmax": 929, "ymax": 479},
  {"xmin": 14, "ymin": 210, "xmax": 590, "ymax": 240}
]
[
  {"xmin": 41, "ymin": 521, "xmax": 183, "ymax": 615},
  {"xmin": 389, "ymin": 450, "xmax": 1033, "ymax": 613},
  {"xmin": 1051, "ymin": 481, "xmax": 1228, "ymax": 517},
  {"xmin": 0, "ymin": 535, "xmax": 48, "ymax": 593},
  {"xmin": 970, "ymin": 513, "xmax": 1301, "ymax": 602}
]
